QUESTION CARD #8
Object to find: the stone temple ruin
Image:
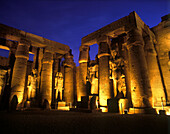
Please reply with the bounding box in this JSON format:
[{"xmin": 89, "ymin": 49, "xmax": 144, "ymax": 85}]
[{"xmin": 0, "ymin": 11, "xmax": 169, "ymax": 114}]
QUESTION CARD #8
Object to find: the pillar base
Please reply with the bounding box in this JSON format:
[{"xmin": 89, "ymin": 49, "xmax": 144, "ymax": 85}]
[
  {"xmin": 129, "ymin": 108, "xmax": 157, "ymax": 114},
  {"xmin": 57, "ymin": 101, "xmax": 69, "ymax": 111}
]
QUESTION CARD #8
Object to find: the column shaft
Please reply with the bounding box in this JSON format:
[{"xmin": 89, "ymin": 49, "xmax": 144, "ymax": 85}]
[
  {"xmin": 127, "ymin": 29, "xmax": 152, "ymax": 108},
  {"xmin": 78, "ymin": 45, "xmax": 89, "ymax": 101},
  {"xmin": 64, "ymin": 52, "xmax": 74, "ymax": 105},
  {"xmin": 98, "ymin": 39, "xmax": 111, "ymax": 106},
  {"xmin": 144, "ymin": 36, "xmax": 166, "ymax": 106},
  {"xmin": 10, "ymin": 39, "xmax": 30, "ymax": 106},
  {"xmin": 40, "ymin": 50, "xmax": 53, "ymax": 106},
  {"xmin": 64, "ymin": 66, "xmax": 74, "ymax": 104}
]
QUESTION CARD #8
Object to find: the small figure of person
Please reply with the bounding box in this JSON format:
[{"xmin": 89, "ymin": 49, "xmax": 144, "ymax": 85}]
[{"xmin": 55, "ymin": 72, "xmax": 63, "ymax": 101}]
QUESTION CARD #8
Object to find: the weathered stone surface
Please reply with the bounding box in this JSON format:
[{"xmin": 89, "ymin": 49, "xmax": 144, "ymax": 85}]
[
  {"xmin": 40, "ymin": 50, "xmax": 53, "ymax": 107},
  {"xmin": 0, "ymin": 12, "xmax": 169, "ymax": 114},
  {"xmin": 10, "ymin": 39, "xmax": 30, "ymax": 108},
  {"xmin": 77, "ymin": 12, "xmax": 169, "ymax": 114},
  {"xmin": 152, "ymin": 15, "xmax": 170, "ymax": 105},
  {"xmin": 98, "ymin": 40, "xmax": 111, "ymax": 107},
  {"xmin": 63, "ymin": 52, "xmax": 75, "ymax": 105}
]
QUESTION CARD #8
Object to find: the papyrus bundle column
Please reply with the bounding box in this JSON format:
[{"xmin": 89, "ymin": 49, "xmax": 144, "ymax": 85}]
[
  {"xmin": 40, "ymin": 49, "xmax": 53, "ymax": 106},
  {"xmin": 78, "ymin": 45, "xmax": 89, "ymax": 101},
  {"xmin": 10, "ymin": 39, "xmax": 30, "ymax": 106},
  {"xmin": 97, "ymin": 36, "xmax": 111, "ymax": 107},
  {"xmin": 144, "ymin": 35, "xmax": 166, "ymax": 106},
  {"xmin": 63, "ymin": 51, "xmax": 74, "ymax": 105},
  {"xmin": 127, "ymin": 28, "xmax": 153, "ymax": 108}
]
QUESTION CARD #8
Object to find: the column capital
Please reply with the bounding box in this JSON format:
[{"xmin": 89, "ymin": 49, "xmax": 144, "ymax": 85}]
[
  {"xmin": 79, "ymin": 45, "xmax": 89, "ymax": 52},
  {"xmin": 79, "ymin": 45, "xmax": 89, "ymax": 63},
  {"xmin": 44, "ymin": 47, "xmax": 54, "ymax": 54},
  {"xmin": 42, "ymin": 51, "xmax": 53, "ymax": 64},
  {"xmin": 19, "ymin": 38, "xmax": 31, "ymax": 47},
  {"xmin": 98, "ymin": 41, "xmax": 110, "ymax": 58},
  {"xmin": 97, "ymin": 35, "xmax": 111, "ymax": 45},
  {"xmin": 63, "ymin": 52, "xmax": 75, "ymax": 68},
  {"xmin": 15, "ymin": 39, "xmax": 30, "ymax": 60},
  {"xmin": 126, "ymin": 28, "xmax": 144, "ymax": 49},
  {"xmin": 53, "ymin": 53, "xmax": 63, "ymax": 59}
]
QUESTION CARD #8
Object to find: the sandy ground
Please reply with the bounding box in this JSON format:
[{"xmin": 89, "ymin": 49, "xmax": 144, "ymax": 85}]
[{"xmin": 0, "ymin": 110, "xmax": 169, "ymax": 134}]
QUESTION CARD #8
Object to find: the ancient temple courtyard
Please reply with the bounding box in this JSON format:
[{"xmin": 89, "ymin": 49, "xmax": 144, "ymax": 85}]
[{"xmin": 0, "ymin": 110, "xmax": 169, "ymax": 134}]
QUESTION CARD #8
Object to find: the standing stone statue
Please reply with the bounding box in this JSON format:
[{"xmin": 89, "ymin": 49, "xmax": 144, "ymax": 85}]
[
  {"xmin": 118, "ymin": 73, "xmax": 126, "ymax": 98},
  {"xmin": 55, "ymin": 72, "xmax": 63, "ymax": 101},
  {"xmin": 27, "ymin": 69, "xmax": 37, "ymax": 100}
]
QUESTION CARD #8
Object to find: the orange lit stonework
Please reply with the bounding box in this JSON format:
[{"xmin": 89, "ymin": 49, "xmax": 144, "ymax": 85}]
[{"xmin": 0, "ymin": 12, "xmax": 169, "ymax": 114}]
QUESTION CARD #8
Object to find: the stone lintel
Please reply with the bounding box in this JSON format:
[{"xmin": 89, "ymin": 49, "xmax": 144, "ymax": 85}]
[
  {"xmin": 81, "ymin": 12, "xmax": 137, "ymax": 46},
  {"xmin": 96, "ymin": 35, "xmax": 111, "ymax": 45},
  {"xmin": 81, "ymin": 11, "xmax": 156, "ymax": 47}
]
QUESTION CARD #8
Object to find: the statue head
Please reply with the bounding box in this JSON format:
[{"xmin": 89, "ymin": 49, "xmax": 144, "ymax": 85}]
[
  {"xmin": 32, "ymin": 69, "xmax": 37, "ymax": 77},
  {"xmin": 56, "ymin": 72, "xmax": 63, "ymax": 78}
]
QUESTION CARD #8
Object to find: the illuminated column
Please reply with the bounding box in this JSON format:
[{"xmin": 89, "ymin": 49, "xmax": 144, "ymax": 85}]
[
  {"xmin": 127, "ymin": 28, "xmax": 153, "ymax": 108},
  {"xmin": 97, "ymin": 36, "xmax": 111, "ymax": 107},
  {"xmin": 40, "ymin": 48, "xmax": 53, "ymax": 107},
  {"xmin": 78, "ymin": 45, "xmax": 89, "ymax": 101},
  {"xmin": 63, "ymin": 51, "xmax": 75, "ymax": 105},
  {"xmin": 144, "ymin": 35, "xmax": 166, "ymax": 106},
  {"xmin": 10, "ymin": 39, "xmax": 30, "ymax": 107},
  {"xmin": 53, "ymin": 58, "xmax": 60, "ymax": 73}
]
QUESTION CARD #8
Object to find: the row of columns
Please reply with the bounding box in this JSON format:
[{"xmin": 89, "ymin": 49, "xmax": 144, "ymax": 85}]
[
  {"xmin": 9, "ymin": 38, "xmax": 75, "ymax": 109},
  {"xmin": 78, "ymin": 28, "xmax": 165, "ymax": 110}
]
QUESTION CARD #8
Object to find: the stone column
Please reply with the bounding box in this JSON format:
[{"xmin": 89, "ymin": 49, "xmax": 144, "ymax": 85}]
[
  {"xmin": 40, "ymin": 48, "xmax": 53, "ymax": 108},
  {"xmin": 63, "ymin": 51, "xmax": 75, "ymax": 105},
  {"xmin": 144, "ymin": 35, "xmax": 166, "ymax": 107},
  {"xmin": 53, "ymin": 58, "xmax": 60, "ymax": 74},
  {"xmin": 97, "ymin": 36, "xmax": 112, "ymax": 107},
  {"xmin": 127, "ymin": 28, "xmax": 153, "ymax": 109},
  {"xmin": 78, "ymin": 45, "xmax": 89, "ymax": 101},
  {"xmin": 10, "ymin": 39, "xmax": 30, "ymax": 108}
]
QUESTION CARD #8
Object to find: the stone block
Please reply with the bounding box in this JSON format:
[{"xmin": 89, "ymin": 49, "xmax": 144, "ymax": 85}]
[
  {"xmin": 58, "ymin": 101, "xmax": 66, "ymax": 107},
  {"xmin": 107, "ymin": 98, "xmax": 119, "ymax": 113}
]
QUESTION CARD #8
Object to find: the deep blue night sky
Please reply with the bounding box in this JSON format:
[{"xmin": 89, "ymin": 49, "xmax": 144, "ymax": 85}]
[{"xmin": 0, "ymin": 0, "xmax": 169, "ymax": 66}]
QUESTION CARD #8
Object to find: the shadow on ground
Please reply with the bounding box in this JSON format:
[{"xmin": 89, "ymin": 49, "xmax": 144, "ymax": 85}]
[{"xmin": 0, "ymin": 110, "xmax": 169, "ymax": 134}]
